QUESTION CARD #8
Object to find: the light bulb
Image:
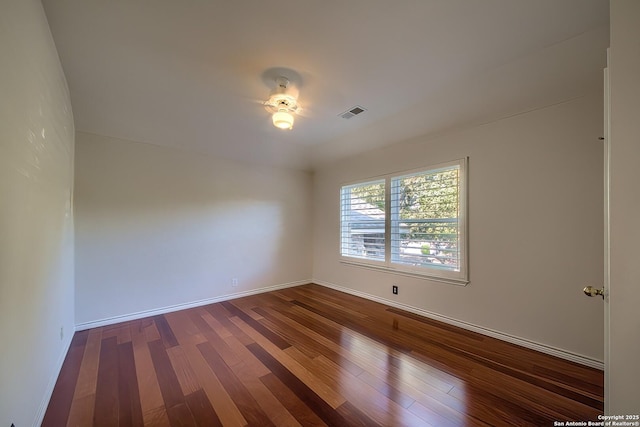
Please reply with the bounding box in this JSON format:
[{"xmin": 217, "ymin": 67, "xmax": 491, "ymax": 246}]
[{"xmin": 272, "ymin": 111, "xmax": 294, "ymax": 130}]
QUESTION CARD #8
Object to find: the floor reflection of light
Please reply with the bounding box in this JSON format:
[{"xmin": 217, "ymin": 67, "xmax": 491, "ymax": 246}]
[
  {"xmin": 338, "ymin": 328, "xmax": 471, "ymax": 425},
  {"xmin": 338, "ymin": 330, "xmax": 415, "ymax": 424}
]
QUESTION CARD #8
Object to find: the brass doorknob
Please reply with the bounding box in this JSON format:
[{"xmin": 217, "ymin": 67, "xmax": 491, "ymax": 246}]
[{"xmin": 583, "ymin": 286, "xmax": 604, "ymax": 299}]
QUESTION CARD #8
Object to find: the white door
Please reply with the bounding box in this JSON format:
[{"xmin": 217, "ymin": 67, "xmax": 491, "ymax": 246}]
[
  {"xmin": 603, "ymin": 52, "xmax": 611, "ymax": 415},
  {"xmin": 586, "ymin": 53, "xmax": 610, "ymax": 414}
]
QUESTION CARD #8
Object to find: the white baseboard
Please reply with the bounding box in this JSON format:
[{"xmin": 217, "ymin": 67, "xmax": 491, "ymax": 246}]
[
  {"xmin": 74, "ymin": 277, "xmax": 604, "ymax": 370},
  {"xmin": 313, "ymin": 279, "xmax": 605, "ymax": 371},
  {"xmin": 75, "ymin": 280, "xmax": 310, "ymax": 331},
  {"xmin": 33, "ymin": 333, "xmax": 74, "ymax": 427}
]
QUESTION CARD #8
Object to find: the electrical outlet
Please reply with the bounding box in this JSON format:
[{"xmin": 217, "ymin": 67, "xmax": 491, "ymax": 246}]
[
  {"xmin": 392, "ymin": 285, "xmax": 398, "ymax": 295},
  {"xmin": 232, "ymin": 278, "xmax": 239, "ymax": 287}
]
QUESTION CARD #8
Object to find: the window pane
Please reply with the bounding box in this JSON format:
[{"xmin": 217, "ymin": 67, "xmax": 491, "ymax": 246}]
[
  {"xmin": 391, "ymin": 166, "xmax": 460, "ymax": 271},
  {"xmin": 341, "ymin": 180, "xmax": 385, "ymax": 261}
]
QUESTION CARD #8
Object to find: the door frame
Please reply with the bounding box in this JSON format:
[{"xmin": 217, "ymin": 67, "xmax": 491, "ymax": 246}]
[{"xmin": 603, "ymin": 48, "xmax": 611, "ymax": 415}]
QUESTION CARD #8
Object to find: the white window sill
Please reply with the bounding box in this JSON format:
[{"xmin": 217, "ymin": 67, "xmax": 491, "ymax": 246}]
[{"xmin": 340, "ymin": 258, "xmax": 469, "ymax": 286}]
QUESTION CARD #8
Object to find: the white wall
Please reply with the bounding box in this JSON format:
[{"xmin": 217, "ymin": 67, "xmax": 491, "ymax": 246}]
[
  {"xmin": 0, "ymin": 1, "xmax": 76, "ymax": 425},
  {"xmin": 74, "ymin": 132, "xmax": 313, "ymax": 326},
  {"xmin": 313, "ymin": 92, "xmax": 604, "ymax": 363},
  {"xmin": 609, "ymin": 0, "xmax": 640, "ymax": 413}
]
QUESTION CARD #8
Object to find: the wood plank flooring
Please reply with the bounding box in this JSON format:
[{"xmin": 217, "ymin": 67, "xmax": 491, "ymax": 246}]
[{"xmin": 43, "ymin": 284, "xmax": 603, "ymax": 426}]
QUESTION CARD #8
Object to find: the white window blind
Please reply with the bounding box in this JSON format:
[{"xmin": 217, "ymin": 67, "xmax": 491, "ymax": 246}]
[
  {"xmin": 340, "ymin": 179, "xmax": 386, "ymax": 261},
  {"xmin": 340, "ymin": 159, "xmax": 468, "ymax": 284},
  {"xmin": 391, "ymin": 166, "xmax": 461, "ymax": 272}
]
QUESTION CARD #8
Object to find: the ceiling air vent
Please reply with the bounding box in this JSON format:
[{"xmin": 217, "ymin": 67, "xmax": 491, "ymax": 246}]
[{"xmin": 340, "ymin": 105, "xmax": 367, "ymax": 119}]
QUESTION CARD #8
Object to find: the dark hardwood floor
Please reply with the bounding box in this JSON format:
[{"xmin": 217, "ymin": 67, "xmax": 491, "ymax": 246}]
[{"xmin": 43, "ymin": 283, "xmax": 603, "ymax": 426}]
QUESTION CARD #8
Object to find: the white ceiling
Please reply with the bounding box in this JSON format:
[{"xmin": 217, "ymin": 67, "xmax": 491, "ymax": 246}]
[{"xmin": 42, "ymin": 0, "xmax": 609, "ymax": 171}]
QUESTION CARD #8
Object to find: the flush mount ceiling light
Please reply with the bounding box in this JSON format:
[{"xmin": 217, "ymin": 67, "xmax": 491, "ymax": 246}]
[{"xmin": 264, "ymin": 76, "xmax": 300, "ymax": 130}]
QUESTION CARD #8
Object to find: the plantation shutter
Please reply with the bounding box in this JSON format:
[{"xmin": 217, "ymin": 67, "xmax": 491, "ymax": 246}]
[
  {"xmin": 390, "ymin": 165, "xmax": 461, "ymax": 272},
  {"xmin": 340, "ymin": 180, "xmax": 386, "ymax": 261}
]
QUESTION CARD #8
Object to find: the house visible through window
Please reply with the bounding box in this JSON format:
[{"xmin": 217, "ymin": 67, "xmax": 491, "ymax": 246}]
[{"xmin": 340, "ymin": 159, "xmax": 468, "ymax": 284}]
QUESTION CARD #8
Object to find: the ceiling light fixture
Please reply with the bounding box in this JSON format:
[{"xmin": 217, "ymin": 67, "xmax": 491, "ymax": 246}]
[
  {"xmin": 264, "ymin": 77, "xmax": 299, "ymax": 130},
  {"xmin": 272, "ymin": 110, "xmax": 294, "ymax": 130}
]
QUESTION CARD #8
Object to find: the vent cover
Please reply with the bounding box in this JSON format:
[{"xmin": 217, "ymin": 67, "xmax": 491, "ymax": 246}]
[{"xmin": 340, "ymin": 105, "xmax": 367, "ymax": 119}]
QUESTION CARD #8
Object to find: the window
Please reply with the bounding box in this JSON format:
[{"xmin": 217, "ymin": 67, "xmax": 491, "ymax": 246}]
[
  {"xmin": 340, "ymin": 179, "xmax": 386, "ymax": 261},
  {"xmin": 340, "ymin": 159, "xmax": 468, "ymax": 284}
]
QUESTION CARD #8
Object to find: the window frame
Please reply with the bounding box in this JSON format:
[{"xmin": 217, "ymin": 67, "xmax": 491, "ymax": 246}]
[{"xmin": 339, "ymin": 158, "xmax": 469, "ymax": 286}]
